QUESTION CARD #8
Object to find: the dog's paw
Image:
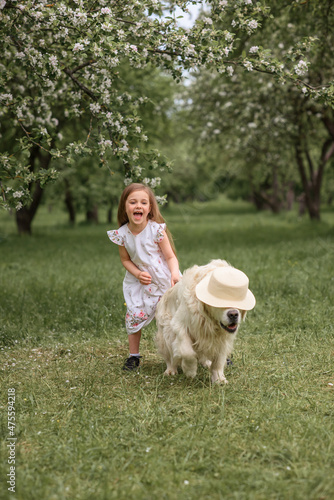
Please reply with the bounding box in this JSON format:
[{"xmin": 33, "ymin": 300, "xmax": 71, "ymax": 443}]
[
  {"xmin": 211, "ymin": 371, "xmax": 228, "ymax": 384},
  {"xmin": 201, "ymin": 359, "xmax": 212, "ymax": 369},
  {"xmin": 164, "ymin": 368, "xmax": 177, "ymax": 376},
  {"xmin": 181, "ymin": 360, "xmax": 197, "ymax": 378}
]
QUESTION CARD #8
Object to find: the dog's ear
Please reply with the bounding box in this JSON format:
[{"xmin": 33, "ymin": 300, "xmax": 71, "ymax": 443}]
[{"xmin": 241, "ymin": 310, "xmax": 247, "ymax": 321}]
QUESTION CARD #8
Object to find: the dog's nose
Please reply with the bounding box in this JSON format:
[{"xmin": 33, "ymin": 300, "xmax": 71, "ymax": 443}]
[{"xmin": 227, "ymin": 310, "xmax": 239, "ymax": 322}]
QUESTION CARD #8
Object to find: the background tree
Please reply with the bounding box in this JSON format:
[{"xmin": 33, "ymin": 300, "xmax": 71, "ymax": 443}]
[
  {"xmin": 182, "ymin": 0, "xmax": 334, "ymax": 219},
  {"xmin": 46, "ymin": 63, "xmax": 177, "ymax": 225}
]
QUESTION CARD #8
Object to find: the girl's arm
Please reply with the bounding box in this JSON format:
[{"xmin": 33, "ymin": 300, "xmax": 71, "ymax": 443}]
[
  {"xmin": 158, "ymin": 230, "xmax": 180, "ymax": 286},
  {"xmin": 118, "ymin": 246, "xmax": 152, "ymax": 285}
]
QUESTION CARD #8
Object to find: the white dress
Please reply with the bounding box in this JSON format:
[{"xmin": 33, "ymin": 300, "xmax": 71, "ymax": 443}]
[{"xmin": 107, "ymin": 220, "xmax": 172, "ymax": 334}]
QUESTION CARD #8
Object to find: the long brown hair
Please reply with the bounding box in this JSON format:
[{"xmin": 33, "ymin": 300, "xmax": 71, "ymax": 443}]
[{"xmin": 117, "ymin": 183, "xmax": 176, "ymax": 253}]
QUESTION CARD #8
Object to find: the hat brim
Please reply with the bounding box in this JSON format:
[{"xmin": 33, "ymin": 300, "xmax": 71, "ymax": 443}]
[{"xmin": 195, "ymin": 272, "xmax": 256, "ymax": 311}]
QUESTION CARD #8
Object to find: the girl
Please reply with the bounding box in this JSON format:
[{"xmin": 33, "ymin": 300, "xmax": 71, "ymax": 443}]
[{"xmin": 107, "ymin": 183, "xmax": 180, "ymax": 371}]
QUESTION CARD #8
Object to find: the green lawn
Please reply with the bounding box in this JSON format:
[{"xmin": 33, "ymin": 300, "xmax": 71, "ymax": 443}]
[{"xmin": 1, "ymin": 198, "xmax": 334, "ymax": 500}]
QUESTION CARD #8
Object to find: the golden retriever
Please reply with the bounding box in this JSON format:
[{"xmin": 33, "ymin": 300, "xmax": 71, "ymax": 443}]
[{"xmin": 155, "ymin": 260, "xmax": 255, "ymax": 384}]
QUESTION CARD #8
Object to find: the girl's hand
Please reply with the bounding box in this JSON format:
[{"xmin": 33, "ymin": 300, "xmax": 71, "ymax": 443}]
[
  {"xmin": 138, "ymin": 271, "xmax": 152, "ymax": 285},
  {"xmin": 171, "ymin": 275, "xmax": 180, "ymax": 287}
]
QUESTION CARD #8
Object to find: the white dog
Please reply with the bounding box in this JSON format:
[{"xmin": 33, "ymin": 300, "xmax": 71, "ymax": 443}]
[{"xmin": 155, "ymin": 260, "xmax": 255, "ymax": 384}]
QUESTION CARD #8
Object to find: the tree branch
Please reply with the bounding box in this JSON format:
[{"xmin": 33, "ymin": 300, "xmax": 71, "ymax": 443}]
[
  {"xmin": 321, "ymin": 138, "xmax": 334, "ymax": 165},
  {"xmin": 63, "ymin": 67, "xmax": 98, "ymax": 101},
  {"xmin": 19, "ymin": 122, "xmax": 54, "ymax": 155},
  {"xmin": 72, "ymin": 60, "xmax": 97, "ymax": 74},
  {"xmin": 305, "ymin": 147, "xmax": 314, "ymax": 179}
]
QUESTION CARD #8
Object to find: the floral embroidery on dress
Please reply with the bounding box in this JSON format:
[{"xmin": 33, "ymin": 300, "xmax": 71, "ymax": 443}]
[
  {"xmin": 126, "ymin": 310, "xmax": 149, "ymax": 330},
  {"xmin": 153, "ymin": 223, "xmax": 165, "ymax": 243},
  {"xmin": 107, "ymin": 229, "xmax": 125, "ymax": 246}
]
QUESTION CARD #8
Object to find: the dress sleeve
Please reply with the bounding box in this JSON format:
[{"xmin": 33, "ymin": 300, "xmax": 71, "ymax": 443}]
[
  {"xmin": 153, "ymin": 222, "xmax": 166, "ymax": 243},
  {"xmin": 107, "ymin": 228, "xmax": 125, "ymax": 246}
]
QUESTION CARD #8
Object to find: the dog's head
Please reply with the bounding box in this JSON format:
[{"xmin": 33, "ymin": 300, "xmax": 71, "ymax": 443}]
[{"xmin": 205, "ymin": 306, "xmax": 246, "ymax": 334}]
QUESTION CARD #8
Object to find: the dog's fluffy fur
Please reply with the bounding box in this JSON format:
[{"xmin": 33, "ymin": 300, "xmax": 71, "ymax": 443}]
[{"xmin": 155, "ymin": 260, "xmax": 247, "ymax": 384}]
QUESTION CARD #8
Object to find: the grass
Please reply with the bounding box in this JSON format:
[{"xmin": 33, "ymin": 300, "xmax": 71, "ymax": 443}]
[{"xmin": 1, "ymin": 197, "xmax": 334, "ymax": 500}]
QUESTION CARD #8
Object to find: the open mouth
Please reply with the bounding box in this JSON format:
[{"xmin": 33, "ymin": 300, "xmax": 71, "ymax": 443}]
[
  {"xmin": 133, "ymin": 211, "xmax": 143, "ymax": 220},
  {"xmin": 220, "ymin": 322, "xmax": 238, "ymax": 334}
]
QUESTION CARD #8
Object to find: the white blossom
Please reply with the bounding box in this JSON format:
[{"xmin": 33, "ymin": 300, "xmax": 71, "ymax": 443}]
[
  {"xmin": 294, "ymin": 60, "xmax": 308, "ymax": 76},
  {"xmin": 120, "ymin": 139, "xmax": 129, "ymax": 152},
  {"xmin": 73, "ymin": 43, "xmax": 84, "ymax": 52},
  {"xmin": 49, "ymin": 55, "xmax": 58, "ymax": 69},
  {"xmin": 0, "ymin": 93, "xmax": 13, "ymax": 102},
  {"xmin": 227, "ymin": 66, "xmax": 234, "ymax": 76},
  {"xmin": 73, "ymin": 11, "xmax": 88, "ymax": 25},
  {"xmin": 249, "ymin": 46, "xmax": 259, "ymax": 54},
  {"xmin": 248, "ymin": 20, "xmax": 258, "ymax": 30},
  {"xmin": 13, "ymin": 191, "xmax": 24, "ymax": 198},
  {"xmin": 101, "ymin": 7, "xmax": 111, "ymax": 15},
  {"xmin": 244, "ymin": 61, "xmax": 253, "ymax": 71},
  {"xmin": 150, "ymin": 177, "xmax": 161, "ymax": 188},
  {"xmin": 155, "ymin": 195, "xmax": 167, "ymax": 206},
  {"xmin": 90, "ymin": 103, "xmax": 101, "ymax": 113},
  {"xmin": 101, "ymin": 22, "xmax": 112, "ymax": 31}
]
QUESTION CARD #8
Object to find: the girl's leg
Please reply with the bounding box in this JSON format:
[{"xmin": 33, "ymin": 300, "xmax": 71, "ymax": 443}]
[
  {"xmin": 123, "ymin": 330, "xmax": 142, "ymax": 371},
  {"xmin": 128, "ymin": 329, "xmax": 141, "ymax": 355}
]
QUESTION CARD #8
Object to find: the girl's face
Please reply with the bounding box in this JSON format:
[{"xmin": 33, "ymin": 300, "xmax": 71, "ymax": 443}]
[{"xmin": 125, "ymin": 189, "xmax": 151, "ymax": 229}]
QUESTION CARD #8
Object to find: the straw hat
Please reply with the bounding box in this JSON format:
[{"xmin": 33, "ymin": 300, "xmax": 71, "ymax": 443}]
[{"xmin": 195, "ymin": 267, "xmax": 256, "ymax": 310}]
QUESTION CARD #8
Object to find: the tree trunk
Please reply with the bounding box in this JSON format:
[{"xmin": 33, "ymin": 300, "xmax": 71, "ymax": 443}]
[
  {"xmin": 286, "ymin": 183, "xmax": 295, "ymax": 211},
  {"xmin": 252, "ymin": 190, "xmax": 281, "ymax": 213},
  {"xmin": 15, "ymin": 147, "xmax": 52, "ymax": 235},
  {"xmin": 107, "ymin": 207, "xmax": 112, "ymax": 224},
  {"xmin": 16, "ymin": 181, "xmax": 44, "ymax": 234},
  {"xmin": 16, "ymin": 207, "xmax": 33, "ymax": 235},
  {"xmin": 64, "ymin": 180, "xmax": 76, "ymax": 225},
  {"xmin": 295, "ymin": 121, "xmax": 334, "ymax": 221},
  {"xmin": 86, "ymin": 205, "xmax": 99, "ymax": 223},
  {"xmin": 295, "ymin": 144, "xmax": 320, "ymax": 220},
  {"xmin": 107, "ymin": 196, "xmax": 118, "ymax": 224}
]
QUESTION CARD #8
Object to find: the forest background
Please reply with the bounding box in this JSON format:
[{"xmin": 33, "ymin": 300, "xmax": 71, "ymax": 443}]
[{"xmin": 1, "ymin": 0, "xmax": 334, "ymax": 232}]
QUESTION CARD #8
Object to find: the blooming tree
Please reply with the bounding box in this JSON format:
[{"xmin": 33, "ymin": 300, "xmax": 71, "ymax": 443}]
[
  {"xmin": 181, "ymin": 0, "xmax": 334, "ymax": 219},
  {"xmin": 1, "ymin": 0, "xmax": 333, "ymax": 231}
]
